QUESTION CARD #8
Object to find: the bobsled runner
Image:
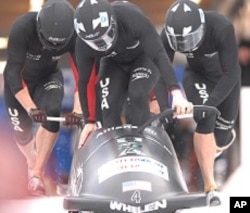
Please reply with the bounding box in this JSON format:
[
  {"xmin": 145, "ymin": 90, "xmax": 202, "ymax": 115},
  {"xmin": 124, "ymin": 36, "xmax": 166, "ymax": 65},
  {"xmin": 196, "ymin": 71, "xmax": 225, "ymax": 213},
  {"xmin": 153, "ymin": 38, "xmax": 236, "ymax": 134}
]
[{"xmin": 62, "ymin": 105, "xmax": 220, "ymax": 213}]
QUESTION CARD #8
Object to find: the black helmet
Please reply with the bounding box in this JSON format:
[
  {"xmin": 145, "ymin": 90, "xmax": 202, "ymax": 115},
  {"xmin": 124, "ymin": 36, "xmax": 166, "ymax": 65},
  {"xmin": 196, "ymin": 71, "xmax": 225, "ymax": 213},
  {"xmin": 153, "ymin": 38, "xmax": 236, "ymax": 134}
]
[
  {"xmin": 74, "ymin": 0, "xmax": 117, "ymax": 52},
  {"xmin": 37, "ymin": 0, "xmax": 75, "ymax": 51},
  {"xmin": 164, "ymin": 0, "xmax": 205, "ymax": 52}
]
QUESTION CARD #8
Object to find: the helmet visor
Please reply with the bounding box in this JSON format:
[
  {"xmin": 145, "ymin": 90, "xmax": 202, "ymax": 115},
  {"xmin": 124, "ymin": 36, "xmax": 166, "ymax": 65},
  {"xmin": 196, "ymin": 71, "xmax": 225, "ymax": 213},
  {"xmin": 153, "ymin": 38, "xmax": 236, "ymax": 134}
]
[
  {"xmin": 165, "ymin": 24, "xmax": 205, "ymax": 52},
  {"xmin": 83, "ymin": 17, "xmax": 116, "ymax": 52}
]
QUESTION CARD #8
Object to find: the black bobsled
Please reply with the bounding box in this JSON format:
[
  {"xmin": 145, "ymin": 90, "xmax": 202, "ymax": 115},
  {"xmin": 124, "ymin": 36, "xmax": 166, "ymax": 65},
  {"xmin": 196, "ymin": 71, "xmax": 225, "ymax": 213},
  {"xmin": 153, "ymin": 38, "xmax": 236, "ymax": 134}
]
[{"xmin": 63, "ymin": 105, "xmax": 220, "ymax": 213}]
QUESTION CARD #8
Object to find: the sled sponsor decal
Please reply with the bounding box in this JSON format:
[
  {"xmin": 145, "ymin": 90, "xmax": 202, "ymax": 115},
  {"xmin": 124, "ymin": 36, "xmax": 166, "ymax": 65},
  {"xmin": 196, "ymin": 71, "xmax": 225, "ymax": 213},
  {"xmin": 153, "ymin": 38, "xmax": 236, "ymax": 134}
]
[
  {"xmin": 109, "ymin": 199, "xmax": 167, "ymax": 213},
  {"xmin": 117, "ymin": 137, "xmax": 145, "ymax": 156},
  {"xmin": 122, "ymin": 181, "xmax": 152, "ymax": 192},
  {"xmin": 96, "ymin": 125, "xmax": 138, "ymax": 139},
  {"xmin": 144, "ymin": 128, "xmax": 157, "ymax": 136},
  {"xmin": 98, "ymin": 156, "xmax": 169, "ymax": 183}
]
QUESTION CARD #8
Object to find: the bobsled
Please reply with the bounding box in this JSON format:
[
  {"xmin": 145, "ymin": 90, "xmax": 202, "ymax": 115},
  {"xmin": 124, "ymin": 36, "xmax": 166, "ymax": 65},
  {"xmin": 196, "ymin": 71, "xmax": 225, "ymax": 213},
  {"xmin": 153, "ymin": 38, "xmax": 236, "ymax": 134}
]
[{"xmin": 63, "ymin": 105, "xmax": 220, "ymax": 213}]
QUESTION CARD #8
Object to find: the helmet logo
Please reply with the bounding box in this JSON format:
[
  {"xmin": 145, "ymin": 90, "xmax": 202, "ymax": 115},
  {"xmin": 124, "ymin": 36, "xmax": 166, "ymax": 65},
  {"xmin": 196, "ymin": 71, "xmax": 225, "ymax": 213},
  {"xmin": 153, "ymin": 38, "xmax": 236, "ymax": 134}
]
[
  {"xmin": 48, "ymin": 37, "xmax": 66, "ymax": 42},
  {"xmin": 92, "ymin": 12, "xmax": 109, "ymax": 30},
  {"xmin": 183, "ymin": 26, "xmax": 192, "ymax": 36},
  {"xmin": 166, "ymin": 26, "xmax": 174, "ymax": 35},
  {"xmin": 78, "ymin": 0, "xmax": 98, "ymax": 8},
  {"xmin": 170, "ymin": 3, "xmax": 192, "ymax": 13},
  {"xmin": 74, "ymin": 19, "xmax": 86, "ymax": 33},
  {"xmin": 170, "ymin": 4, "xmax": 179, "ymax": 12},
  {"xmin": 184, "ymin": 3, "xmax": 192, "ymax": 12},
  {"xmin": 90, "ymin": 0, "xmax": 98, "ymax": 4}
]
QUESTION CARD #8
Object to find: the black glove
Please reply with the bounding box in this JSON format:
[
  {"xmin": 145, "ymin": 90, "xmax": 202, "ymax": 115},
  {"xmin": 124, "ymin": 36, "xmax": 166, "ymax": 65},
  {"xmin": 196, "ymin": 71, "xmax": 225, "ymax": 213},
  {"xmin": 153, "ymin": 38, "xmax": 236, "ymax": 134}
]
[
  {"xmin": 64, "ymin": 112, "xmax": 83, "ymax": 126},
  {"xmin": 28, "ymin": 108, "xmax": 47, "ymax": 123}
]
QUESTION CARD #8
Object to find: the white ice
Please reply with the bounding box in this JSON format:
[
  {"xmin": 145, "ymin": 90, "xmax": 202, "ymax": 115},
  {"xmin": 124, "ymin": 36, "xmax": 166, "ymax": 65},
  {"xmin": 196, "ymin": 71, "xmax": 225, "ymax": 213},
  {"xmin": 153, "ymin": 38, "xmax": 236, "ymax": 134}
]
[{"xmin": 0, "ymin": 164, "xmax": 248, "ymax": 213}]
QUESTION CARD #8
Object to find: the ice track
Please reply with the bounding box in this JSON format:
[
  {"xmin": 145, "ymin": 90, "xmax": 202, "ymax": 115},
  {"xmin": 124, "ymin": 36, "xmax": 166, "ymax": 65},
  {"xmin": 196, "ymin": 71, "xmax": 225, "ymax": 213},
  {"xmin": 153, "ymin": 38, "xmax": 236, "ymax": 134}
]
[{"xmin": 0, "ymin": 163, "xmax": 248, "ymax": 213}]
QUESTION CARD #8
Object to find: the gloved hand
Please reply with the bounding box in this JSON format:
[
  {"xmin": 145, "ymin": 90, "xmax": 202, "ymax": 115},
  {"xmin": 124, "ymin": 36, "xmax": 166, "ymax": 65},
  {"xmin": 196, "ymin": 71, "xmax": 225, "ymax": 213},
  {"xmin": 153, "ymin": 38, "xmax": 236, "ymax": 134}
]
[
  {"xmin": 64, "ymin": 112, "xmax": 83, "ymax": 126},
  {"xmin": 28, "ymin": 108, "xmax": 47, "ymax": 123}
]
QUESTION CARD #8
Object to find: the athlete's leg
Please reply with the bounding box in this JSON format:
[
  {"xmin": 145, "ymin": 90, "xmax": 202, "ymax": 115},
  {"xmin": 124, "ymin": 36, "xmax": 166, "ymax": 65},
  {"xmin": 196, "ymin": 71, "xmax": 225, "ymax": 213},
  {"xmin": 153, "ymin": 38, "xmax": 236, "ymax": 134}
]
[
  {"xmin": 127, "ymin": 56, "xmax": 160, "ymax": 126},
  {"xmin": 98, "ymin": 59, "xmax": 129, "ymax": 128},
  {"xmin": 16, "ymin": 138, "xmax": 36, "ymax": 175},
  {"xmin": 183, "ymin": 70, "xmax": 220, "ymax": 205},
  {"xmin": 193, "ymin": 132, "xmax": 217, "ymax": 191},
  {"xmin": 29, "ymin": 71, "xmax": 64, "ymax": 194},
  {"xmin": 215, "ymin": 80, "xmax": 240, "ymax": 151},
  {"xmin": 31, "ymin": 127, "xmax": 58, "ymax": 178},
  {"xmin": 4, "ymin": 82, "xmax": 36, "ymax": 176}
]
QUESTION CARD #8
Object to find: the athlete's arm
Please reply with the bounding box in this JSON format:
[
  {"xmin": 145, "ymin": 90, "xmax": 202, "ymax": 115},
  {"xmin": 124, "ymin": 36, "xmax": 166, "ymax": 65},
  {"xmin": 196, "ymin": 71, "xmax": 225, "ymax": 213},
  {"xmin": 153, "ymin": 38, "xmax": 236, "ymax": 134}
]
[
  {"xmin": 4, "ymin": 18, "xmax": 37, "ymax": 112},
  {"xmin": 131, "ymin": 10, "xmax": 192, "ymax": 114},
  {"xmin": 68, "ymin": 42, "xmax": 83, "ymax": 114},
  {"xmin": 131, "ymin": 11, "xmax": 180, "ymax": 92},
  {"xmin": 75, "ymin": 37, "xmax": 98, "ymax": 123},
  {"xmin": 206, "ymin": 23, "xmax": 240, "ymax": 106}
]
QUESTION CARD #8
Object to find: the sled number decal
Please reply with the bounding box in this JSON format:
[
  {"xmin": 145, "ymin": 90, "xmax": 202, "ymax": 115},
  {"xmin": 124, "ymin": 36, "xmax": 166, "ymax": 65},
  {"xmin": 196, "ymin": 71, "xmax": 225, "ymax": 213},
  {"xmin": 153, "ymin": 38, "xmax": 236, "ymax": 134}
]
[{"xmin": 131, "ymin": 190, "xmax": 141, "ymax": 203}]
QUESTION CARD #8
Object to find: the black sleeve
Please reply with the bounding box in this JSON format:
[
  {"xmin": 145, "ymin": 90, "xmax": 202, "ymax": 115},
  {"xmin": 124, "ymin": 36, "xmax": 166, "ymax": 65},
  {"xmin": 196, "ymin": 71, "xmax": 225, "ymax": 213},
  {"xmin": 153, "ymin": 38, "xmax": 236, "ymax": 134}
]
[
  {"xmin": 131, "ymin": 11, "xmax": 180, "ymax": 92},
  {"xmin": 206, "ymin": 24, "xmax": 241, "ymax": 106},
  {"xmin": 4, "ymin": 19, "xmax": 28, "ymax": 94},
  {"xmin": 154, "ymin": 77, "xmax": 169, "ymax": 111},
  {"xmin": 75, "ymin": 37, "xmax": 98, "ymax": 122},
  {"xmin": 68, "ymin": 39, "xmax": 80, "ymax": 92}
]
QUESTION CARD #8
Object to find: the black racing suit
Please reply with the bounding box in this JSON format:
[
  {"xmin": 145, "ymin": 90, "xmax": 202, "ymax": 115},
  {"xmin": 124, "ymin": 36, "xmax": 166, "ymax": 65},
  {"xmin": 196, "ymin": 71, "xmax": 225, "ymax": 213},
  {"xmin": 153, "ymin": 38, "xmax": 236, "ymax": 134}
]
[
  {"xmin": 3, "ymin": 12, "xmax": 79, "ymax": 145},
  {"xmin": 161, "ymin": 11, "xmax": 241, "ymax": 147},
  {"xmin": 75, "ymin": 1, "xmax": 179, "ymax": 128}
]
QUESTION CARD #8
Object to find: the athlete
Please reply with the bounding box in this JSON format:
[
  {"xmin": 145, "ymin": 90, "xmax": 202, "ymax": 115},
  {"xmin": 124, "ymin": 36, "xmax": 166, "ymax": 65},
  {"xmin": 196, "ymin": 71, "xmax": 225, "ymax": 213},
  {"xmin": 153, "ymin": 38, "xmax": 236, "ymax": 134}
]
[
  {"xmin": 161, "ymin": 0, "xmax": 241, "ymax": 206},
  {"xmin": 3, "ymin": 0, "xmax": 83, "ymax": 196},
  {"xmin": 74, "ymin": 0, "xmax": 193, "ymax": 148}
]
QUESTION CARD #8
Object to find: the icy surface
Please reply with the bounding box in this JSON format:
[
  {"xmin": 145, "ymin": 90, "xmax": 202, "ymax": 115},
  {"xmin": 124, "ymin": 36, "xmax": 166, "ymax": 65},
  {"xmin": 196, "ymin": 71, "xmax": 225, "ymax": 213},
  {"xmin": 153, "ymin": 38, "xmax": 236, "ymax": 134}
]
[{"xmin": 0, "ymin": 164, "xmax": 248, "ymax": 213}]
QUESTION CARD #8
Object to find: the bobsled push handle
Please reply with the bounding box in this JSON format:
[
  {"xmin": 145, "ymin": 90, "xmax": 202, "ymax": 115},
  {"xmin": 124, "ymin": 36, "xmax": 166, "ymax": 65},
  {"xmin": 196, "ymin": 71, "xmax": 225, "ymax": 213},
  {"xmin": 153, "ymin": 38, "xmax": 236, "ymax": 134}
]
[
  {"xmin": 44, "ymin": 116, "xmax": 85, "ymax": 127},
  {"xmin": 137, "ymin": 105, "xmax": 220, "ymax": 133},
  {"xmin": 175, "ymin": 105, "xmax": 220, "ymax": 119},
  {"xmin": 46, "ymin": 116, "xmax": 66, "ymax": 122},
  {"xmin": 137, "ymin": 108, "xmax": 175, "ymax": 132},
  {"xmin": 193, "ymin": 105, "xmax": 221, "ymax": 118},
  {"xmin": 35, "ymin": 116, "xmax": 85, "ymax": 127}
]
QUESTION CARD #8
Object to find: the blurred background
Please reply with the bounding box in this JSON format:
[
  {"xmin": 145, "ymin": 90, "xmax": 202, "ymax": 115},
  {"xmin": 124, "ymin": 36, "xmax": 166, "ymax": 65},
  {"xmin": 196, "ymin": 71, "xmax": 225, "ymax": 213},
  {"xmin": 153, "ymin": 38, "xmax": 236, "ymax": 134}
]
[{"xmin": 0, "ymin": 0, "xmax": 249, "ymax": 199}]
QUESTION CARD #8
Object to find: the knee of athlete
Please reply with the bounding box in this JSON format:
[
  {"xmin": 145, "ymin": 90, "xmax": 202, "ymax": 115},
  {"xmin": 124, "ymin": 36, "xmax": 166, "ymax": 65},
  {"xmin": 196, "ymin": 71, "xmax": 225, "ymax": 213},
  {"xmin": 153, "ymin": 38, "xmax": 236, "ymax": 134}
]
[
  {"xmin": 15, "ymin": 131, "xmax": 33, "ymax": 145},
  {"xmin": 42, "ymin": 122, "xmax": 60, "ymax": 133},
  {"xmin": 129, "ymin": 91, "xmax": 148, "ymax": 105},
  {"xmin": 215, "ymin": 128, "xmax": 235, "ymax": 148},
  {"xmin": 195, "ymin": 114, "xmax": 217, "ymax": 134}
]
